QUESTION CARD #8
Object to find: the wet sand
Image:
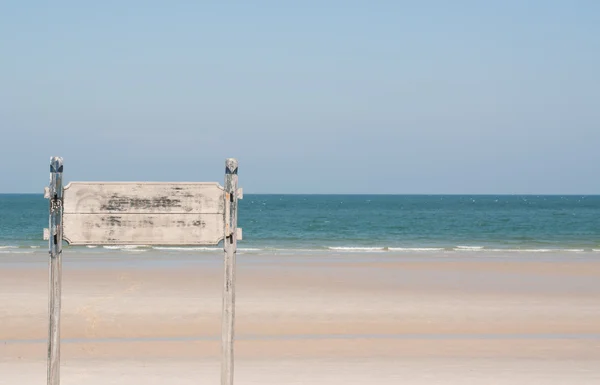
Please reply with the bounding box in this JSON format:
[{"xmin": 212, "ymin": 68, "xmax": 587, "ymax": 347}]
[{"xmin": 1, "ymin": 251, "xmax": 600, "ymax": 384}]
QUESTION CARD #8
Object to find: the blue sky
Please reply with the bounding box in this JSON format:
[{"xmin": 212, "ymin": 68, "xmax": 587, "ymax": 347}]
[{"xmin": 1, "ymin": 1, "xmax": 598, "ymax": 193}]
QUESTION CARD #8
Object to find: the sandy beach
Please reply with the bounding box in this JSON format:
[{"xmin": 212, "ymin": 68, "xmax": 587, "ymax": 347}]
[{"xmin": 2, "ymin": 250, "xmax": 600, "ymax": 384}]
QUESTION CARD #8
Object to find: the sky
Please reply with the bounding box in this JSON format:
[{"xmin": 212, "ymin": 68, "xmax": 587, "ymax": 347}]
[{"xmin": 0, "ymin": 1, "xmax": 598, "ymax": 194}]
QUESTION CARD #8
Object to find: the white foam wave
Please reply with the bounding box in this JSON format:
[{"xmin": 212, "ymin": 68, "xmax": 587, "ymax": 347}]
[
  {"xmin": 103, "ymin": 245, "xmax": 148, "ymax": 250},
  {"xmin": 153, "ymin": 246, "xmax": 220, "ymax": 251},
  {"xmin": 388, "ymin": 247, "xmax": 445, "ymax": 252},
  {"xmin": 259, "ymin": 248, "xmax": 322, "ymax": 253},
  {"xmin": 152, "ymin": 247, "xmax": 261, "ymax": 253},
  {"xmin": 456, "ymin": 246, "xmax": 484, "ymax": 250},
  {"xmin": 0, "ymin": 245, "xmax": 17, "ymax": 249},
  {"xmin": 461, "ymin": 248, "xmax": 588, "ymax": 253},
  {"xmin": 50, "ymin": 245, "xmax": 597, "ymax": 254},
  {"xmin": 484, "ymin": 248, "xmax": 554, "ymax": 253},
  {"xmin": 328, "ymin": 247, "xmax": 387, "ymax": 252}
]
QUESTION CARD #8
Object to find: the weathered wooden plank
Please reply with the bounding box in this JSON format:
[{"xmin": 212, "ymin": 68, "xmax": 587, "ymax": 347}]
[
  {"xmin": 63, "ymin": 182, "xmax": 225, "ymax": 214},
  {"xmin": 221, "ymin": 158, "xmax": 239, "ymax": 385},
  {"xmin": 62, "ymin": 213, "xmax": 225, "ymax": 245},
  {"xmin": 47, "ymin": 156, "xmax": 64, "ymax": 385}
]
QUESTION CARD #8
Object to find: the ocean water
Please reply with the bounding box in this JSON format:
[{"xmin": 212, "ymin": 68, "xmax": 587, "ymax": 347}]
[{"xmin": 0, "ymin": 194, "xmax": 599, "ymax": 254}]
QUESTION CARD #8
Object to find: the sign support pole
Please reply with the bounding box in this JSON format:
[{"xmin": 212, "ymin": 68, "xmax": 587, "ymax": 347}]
[
  {"xmin": 47, "ymin": 156, "xmax": 64, "ymax": 385},
  {"xmin": 221, "ymin": 158, "xmax": 238, "ymax": 385}
]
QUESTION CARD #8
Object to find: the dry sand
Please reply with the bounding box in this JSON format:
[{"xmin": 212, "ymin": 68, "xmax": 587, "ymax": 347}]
[{"xmin": 1, "ymin": 251, "xmax": 600, "ymax": 384}]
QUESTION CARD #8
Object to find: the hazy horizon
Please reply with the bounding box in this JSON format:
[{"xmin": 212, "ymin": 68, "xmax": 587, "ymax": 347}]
[
  {"xmin": 2, "ymin": 192, "xmax": 600, "ymax": 197},
  {"xmin": 1, "ymin": 1, "xmax": 598, "ymax": 194}
]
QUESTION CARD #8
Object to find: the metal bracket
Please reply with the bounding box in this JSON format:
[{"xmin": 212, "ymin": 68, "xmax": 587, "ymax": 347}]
[{"xmin": 50, "ymin": 198, "xmax": 63, "ymax": 212}]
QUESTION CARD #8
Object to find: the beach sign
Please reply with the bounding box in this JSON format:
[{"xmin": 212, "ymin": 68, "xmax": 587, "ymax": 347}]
[
  {"xmin": 59, "ymin": 182, "xmax": 231, "ymax": 245},
  {"xmin": 43, "ymin": 157, "xmax": 241, "ymax": 385}
]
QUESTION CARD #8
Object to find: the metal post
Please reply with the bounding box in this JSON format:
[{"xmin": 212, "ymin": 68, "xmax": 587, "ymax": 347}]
[
  {"xmin": 221, "ymin": 158, "xmax": 238, "ymax": 385},
  {"xmin": 47, "ymin": 157, "xmax": 64, "ymax": 385}
]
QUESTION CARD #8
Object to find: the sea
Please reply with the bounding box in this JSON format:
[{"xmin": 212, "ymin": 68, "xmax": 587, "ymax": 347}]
[{"xmin": 1, "ymin": 194, "xmax": 599, "ymax": 255}]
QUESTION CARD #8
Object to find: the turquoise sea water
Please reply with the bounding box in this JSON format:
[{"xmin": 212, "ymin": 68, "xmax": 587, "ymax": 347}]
[{"xmin": 1, "ymin": 194, "xmax": 599, "ymax": 253}]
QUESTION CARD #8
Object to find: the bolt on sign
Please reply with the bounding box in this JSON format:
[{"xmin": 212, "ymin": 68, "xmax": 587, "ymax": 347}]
[{"xmin": 43, "ymin": 157, "xmax": 242, "ymax": 385}]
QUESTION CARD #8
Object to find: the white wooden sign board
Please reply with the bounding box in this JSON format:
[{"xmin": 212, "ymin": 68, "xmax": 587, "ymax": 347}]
[
  {"xmin": 43, "ymin": 157, "xmax": 241, "ymax": 385},
  {"xmin": 60, "ymin": 182, "xmax": 227, "ymax": 245}
]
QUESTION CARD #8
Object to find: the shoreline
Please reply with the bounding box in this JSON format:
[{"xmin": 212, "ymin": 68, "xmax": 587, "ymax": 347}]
[{"xmin": 3, "ymin": 244, "xmax": 600, "ymax": 252}]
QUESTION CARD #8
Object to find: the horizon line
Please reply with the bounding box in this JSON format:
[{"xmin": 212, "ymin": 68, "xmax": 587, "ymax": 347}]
[{"xmin": 1, "ymin": 192, "xmax": 599, "ymax": 196}]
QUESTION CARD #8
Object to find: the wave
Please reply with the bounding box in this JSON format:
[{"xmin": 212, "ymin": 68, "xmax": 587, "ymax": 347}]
[
  {"xmin": 152, "ymin": 247, "xmax": 266, "ymax": 252},
  {"xmin": 456, "ymin": 246, "xmax": 484, "ymax": 251},
  {"xmin": 153, "ymin": 246, "xmax": 220, "ymax": 251},
  {"xmin": 103, "ymin": 245, "xmax": 149, "ymax": 250},
  {"xmin": 328, "ymin": 247, "xmax": 387, "ymax": 252},
  {"xmin": 388, "ymin": 247, "xmax": 445, "ymax": 252},
  {"xmin": 1, "ymin": 243, "xmax": 598, "ymax": 255},
  {"xmin": 326, "ymin": 246, "xmax": 593, "ymax": 253},
  {"xmin": 485, "ymin": 248, "xmax": 554, "ymax": 253},
  {"xmin": 454, "ymin": 247, "xmax": 588, "ymax": 253}
]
